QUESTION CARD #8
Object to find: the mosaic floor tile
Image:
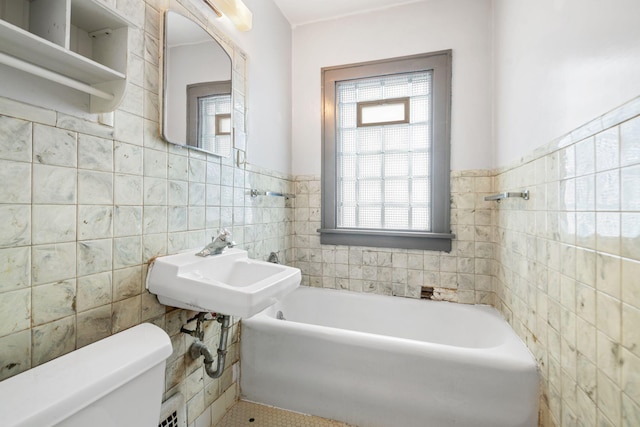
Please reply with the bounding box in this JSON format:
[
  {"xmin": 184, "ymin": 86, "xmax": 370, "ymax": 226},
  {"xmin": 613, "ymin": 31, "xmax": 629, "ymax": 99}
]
[{"xmin": 216, "ymin": 400, "xmax": 354, "ymax": 427}]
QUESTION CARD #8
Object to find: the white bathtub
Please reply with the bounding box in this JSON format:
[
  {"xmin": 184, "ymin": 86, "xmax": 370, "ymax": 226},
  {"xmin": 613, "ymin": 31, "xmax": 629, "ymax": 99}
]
[{"xmin": 240, "ymin": 287, "xmax": 538, "ymax": 427}]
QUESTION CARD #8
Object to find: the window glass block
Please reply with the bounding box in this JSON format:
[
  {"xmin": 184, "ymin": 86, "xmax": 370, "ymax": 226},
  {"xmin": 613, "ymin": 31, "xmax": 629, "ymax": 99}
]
[
  {"xmin": 339, "ymin": 83, "xmax": 357, "ymax": 103},
  {"xmin": 410, "ymin": 95, "xmax": 429, "ymax": 123},
  {"xmin": 411, "ymin": 152, "xmax": 429, "ymax": 176},
  {"xmin": 339, "ymin": 102, "xmax": 357, "ymax": 129},
  {"xmin": 339, "ymin": 129, "xmax": 357, "ymax": 154},
  {"xmin": 357, "ymin": 128, "xmax": 383, "ymax": 153},
  {"xmin": 385, "ymin": 207, "xmax": 409, "ymax": 229},
  {"xmin": 358, "ymin": 154, "xmax": 382, "ymax": 178},
  {"xmin": 359, "ymin": 180, "xmax": 382, "ymax": 204},
  {"xmin": 384, "ymin": 153, "xmax": 408, "ymax": 177},
  {"xmin": 410, "ymin": 74, "xmax": 431, "ymax": 96},
  {"xmin": 339, "ymin": 206, "xmax": 357, "ymax": 227},
  {"xmin": 385, "ymin": 180, "xmax": 409, "ymax": 204},
  {"xmin": 383, "ymin": 77, "xmax": 410, "ymax": 98},
  {"xmin": 359, "ymin": 207, "xmax": 382, "ymax": 228},
  {"xmin": 411, "ymin": 179, "xmax": 430, "ymax": 204},
  {"xmin": 384, "ymin": 127, "xmax": 410, "ymax": 152},
  {"xmin": 335, "ymin": 70, "xmax": 434, "ymax": 231},
  {"xmin": 410, "ymin": 124, "xmax": 429, "ymax": 150},
  {"xmin": 340, "ymin": 155, "xmax": 356, "ymax": 179},
  {"xmin": 340, "ymin": 179, "xmax": 356, "ymax": 205},
  {"xmin": 356, "ymin": 80, "xmax": 384, "ymax": 102},
  {"xmin": 412, "ymin": 207, "xmax": 430, "ymax": 230}
]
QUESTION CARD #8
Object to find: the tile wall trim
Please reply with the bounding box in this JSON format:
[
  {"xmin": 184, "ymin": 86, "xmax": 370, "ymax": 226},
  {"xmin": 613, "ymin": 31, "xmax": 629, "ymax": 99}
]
[{"xmin": 496, "ymin": 95, "xmax": 640, "ymax": 174}]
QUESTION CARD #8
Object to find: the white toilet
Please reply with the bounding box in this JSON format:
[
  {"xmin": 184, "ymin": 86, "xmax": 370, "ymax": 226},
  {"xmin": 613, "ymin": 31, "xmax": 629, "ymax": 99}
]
[{"xmin": 0, "ymin": 323, "xmax": 173, "ymax": 427}]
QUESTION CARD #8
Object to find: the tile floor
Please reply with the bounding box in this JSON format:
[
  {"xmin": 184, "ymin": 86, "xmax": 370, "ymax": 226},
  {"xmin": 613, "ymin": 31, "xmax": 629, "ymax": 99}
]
[{"xmin": 216, "ymin": 400, "xmax": 354, "ymax": 427}]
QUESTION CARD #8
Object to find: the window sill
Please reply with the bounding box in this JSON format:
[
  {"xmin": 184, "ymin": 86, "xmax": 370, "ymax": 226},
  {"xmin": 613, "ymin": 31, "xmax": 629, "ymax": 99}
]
[{"xmin": 317, "ymin": 228, "xmax": 454, "ymax": 252}]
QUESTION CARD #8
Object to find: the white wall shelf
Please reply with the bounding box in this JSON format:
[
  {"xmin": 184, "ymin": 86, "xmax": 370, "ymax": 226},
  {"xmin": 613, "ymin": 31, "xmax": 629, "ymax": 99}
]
[{"xmin": 0, "ymin": 0, "xmax": 131, "ymax": 113}]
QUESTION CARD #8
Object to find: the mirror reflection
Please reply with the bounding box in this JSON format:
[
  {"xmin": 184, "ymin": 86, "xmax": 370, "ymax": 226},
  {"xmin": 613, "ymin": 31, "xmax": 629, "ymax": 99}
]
[{"xmin": 163, "ymin": 11, "xmax": 232, "ymax": 157}]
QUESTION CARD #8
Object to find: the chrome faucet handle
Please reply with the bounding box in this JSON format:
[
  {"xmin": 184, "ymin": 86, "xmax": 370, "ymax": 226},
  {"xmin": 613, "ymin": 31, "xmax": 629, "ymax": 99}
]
[
  {"xmin": 217, "ymin": 228, "xmax": 232, "ymax": 241},
  {"xmin": 220, "ymin": 229, "xmax": 236, "ymax": 248},
  {"xmin": 196, "ymin": 229, "xmax": 234, "ymax": 257},
  {"xmin": 219, "ymin": 230, "xmax": 236, "ymax": 248}
]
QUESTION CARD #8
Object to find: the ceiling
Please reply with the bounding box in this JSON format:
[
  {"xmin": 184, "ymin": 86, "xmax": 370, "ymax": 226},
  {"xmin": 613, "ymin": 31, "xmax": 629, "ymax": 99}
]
[{"xmin": 272, "ymin": 0, "xmax": 425, "ymax": 27}]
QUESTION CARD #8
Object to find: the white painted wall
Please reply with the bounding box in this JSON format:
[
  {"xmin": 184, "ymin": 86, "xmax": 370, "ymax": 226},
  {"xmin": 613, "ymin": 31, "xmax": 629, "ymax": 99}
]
[
  {"xmin": 230, "ymin": 0, "xmax": 292, "ymax": 174},
  {"xmin": 290, "ymin": 0, "xmax": 493, "ymax": 175},
  {"xmin": 492, "ymin": 0, "xmax": 640, "ymax": 167}
]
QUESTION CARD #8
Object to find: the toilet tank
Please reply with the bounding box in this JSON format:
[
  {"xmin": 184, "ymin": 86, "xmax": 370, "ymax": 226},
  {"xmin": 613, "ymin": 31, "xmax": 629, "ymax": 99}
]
[{"xmin": 0, "ymin": 323, "xmax": 172, "ymax": 427}]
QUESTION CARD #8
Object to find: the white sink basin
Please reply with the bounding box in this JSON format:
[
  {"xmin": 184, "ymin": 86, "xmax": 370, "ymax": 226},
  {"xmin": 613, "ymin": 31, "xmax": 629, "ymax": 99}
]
[{"xmin": 146, "ymin": 248, "xmax": 301, "ymax": 318}]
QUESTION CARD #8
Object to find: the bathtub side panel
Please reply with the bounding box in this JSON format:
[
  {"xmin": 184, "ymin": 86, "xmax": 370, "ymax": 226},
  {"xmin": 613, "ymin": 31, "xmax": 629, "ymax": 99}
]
[{"xmin": 240, "ymin": 319, "xmax": 538, "ymax": 427}]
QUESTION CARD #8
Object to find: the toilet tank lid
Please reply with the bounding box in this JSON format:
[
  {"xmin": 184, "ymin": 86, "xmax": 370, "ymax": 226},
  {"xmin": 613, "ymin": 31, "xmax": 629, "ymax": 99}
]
[{"xmin": 0, "ymin": 323, "xmax": 172, "ymax": 427}]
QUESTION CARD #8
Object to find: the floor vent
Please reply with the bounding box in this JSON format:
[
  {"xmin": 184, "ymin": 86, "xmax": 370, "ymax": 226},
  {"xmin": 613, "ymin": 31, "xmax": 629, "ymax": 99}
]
[{"xmin": 159, "ymin": 392, "xmax": 186, "ymax": 427}]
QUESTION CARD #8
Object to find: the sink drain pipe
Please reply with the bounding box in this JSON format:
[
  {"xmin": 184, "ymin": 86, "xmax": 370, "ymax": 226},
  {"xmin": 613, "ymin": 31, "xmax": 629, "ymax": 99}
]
[{"xmin": 186, "ymin": 314, "xmax": 231, "ymax": 379}]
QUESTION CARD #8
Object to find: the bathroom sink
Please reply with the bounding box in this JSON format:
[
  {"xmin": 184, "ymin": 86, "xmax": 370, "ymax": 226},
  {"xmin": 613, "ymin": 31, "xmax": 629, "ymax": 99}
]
[{"xmin": 146, "ymin": 248, "xmax": 301, "ymax": 318}]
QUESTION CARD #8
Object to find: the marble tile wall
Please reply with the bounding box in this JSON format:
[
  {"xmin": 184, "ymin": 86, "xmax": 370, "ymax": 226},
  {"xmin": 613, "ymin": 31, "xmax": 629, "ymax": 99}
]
[
  {"xmin": 292, "ymin": 170, "xmax": 496, "ymax": 305},
  {"xmin": 0, "ymin": 1, "xmax": 294, "ymax": 426},
  {"xmin": 493, "ymin": 97, "xmax": 640, "ymax": 426}
]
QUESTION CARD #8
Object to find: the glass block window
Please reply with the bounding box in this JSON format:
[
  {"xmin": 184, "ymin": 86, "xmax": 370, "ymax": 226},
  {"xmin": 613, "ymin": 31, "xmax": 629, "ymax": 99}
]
[
  {"xmin": 321, "ymin": 51, "xmax": 452, "ymax": 251},
  {"xmin": 198, "ymin": 93, "xmax": 231, "ymax": 156},
  {"xmin": 336, "ymin": 71, "xmax": 432, "ymax": 231}
]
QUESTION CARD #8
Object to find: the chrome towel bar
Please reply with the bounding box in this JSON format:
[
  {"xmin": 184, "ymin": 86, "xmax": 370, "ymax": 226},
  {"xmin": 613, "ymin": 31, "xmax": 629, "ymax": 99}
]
[
  {"xmin": 250, "ymin": 189, "xmax": 296, "ymax": 199},
  {"xmin": 484, "ymin": 190, "xmax": 529, "ymax": 202}
]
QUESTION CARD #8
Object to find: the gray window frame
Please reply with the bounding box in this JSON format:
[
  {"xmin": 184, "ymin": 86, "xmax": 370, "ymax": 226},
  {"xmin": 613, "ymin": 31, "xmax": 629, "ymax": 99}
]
[{"xmin": 319, "ymin": 51, "xmax": 454, "ymax": 251}]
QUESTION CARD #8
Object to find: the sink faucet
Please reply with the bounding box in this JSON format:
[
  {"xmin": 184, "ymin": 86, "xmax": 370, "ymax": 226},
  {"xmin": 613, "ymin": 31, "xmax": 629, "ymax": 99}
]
[{"xmin": 196, "ymin": 229, "xmax": 236, "ymax": 257}]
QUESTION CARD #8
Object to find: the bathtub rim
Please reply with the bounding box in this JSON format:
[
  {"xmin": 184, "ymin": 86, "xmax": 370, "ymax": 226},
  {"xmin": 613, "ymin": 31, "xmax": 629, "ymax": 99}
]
[{"xmin": 243, "ymin": 286, "xmax": 538, "ymax": 372}]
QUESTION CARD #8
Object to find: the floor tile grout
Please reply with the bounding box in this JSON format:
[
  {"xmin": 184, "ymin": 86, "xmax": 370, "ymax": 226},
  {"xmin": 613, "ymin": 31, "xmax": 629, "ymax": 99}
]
[{"xmin": 216, "ymin": 400, "xmax": 354, "ymax": 427}]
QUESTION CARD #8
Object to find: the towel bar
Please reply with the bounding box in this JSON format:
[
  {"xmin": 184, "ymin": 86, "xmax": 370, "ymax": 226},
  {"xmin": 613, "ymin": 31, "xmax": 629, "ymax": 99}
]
[
  {"xmin": 484, "ymin": 190, "xmax": 529, "ymax": 202},
  {"xmin": 250, "ymin": 189, "xmax": 296, "ymax": 199}
]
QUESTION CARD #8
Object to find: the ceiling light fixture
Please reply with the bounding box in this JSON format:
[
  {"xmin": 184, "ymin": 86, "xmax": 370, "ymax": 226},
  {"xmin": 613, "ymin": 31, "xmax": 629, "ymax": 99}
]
[{"xmin": 204, "ymin": 0, "xmax": 253, "ymax": 31}]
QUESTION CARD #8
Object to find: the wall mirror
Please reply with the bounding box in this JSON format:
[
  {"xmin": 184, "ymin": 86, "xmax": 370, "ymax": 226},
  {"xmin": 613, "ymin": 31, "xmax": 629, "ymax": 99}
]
[{"xmin": 163, "ymin": 11, "xmax": 232, "ymax": 157}]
